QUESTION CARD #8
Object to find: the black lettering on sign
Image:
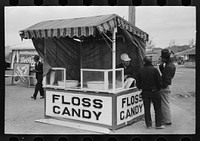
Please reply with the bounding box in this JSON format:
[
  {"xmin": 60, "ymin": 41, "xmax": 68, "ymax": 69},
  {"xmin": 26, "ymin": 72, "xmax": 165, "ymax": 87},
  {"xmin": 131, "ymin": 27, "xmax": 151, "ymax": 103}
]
[
  {"xmin": 131, "ymin": 106, "xmax": 135, "ymax": 115},
  {"xmin": 135, "ymin": 94, "xmax": 139, "ymax": 104},
  {"xmin": 71, "ymin": 108, "xmax": 81, "ymax": 117},
  {"xmin": 131, "ymin": 95, "xmax": 135, "ymax": 105},
  {"xmin": 62, "ymin": 95, "xmax": 70, "ymax": 105},
  {"xmin": 82, "ymin": 98, "xmax": 91, "ymax": 107},
  {"xmin": 53, "ymin": 106, "xmax": 60, "ymax": 114},
  {"xmin": 93, "ymin": 111, "xmax": 102, "ymax": 120},
  {"xmin": 139, "ymin": 93, "xmax": 143, "ymax": 102},
  {"xmin": 120, "ymin": 111, "xmax": 124, "ymax": 120},
  {"xmin": 126, "ymin": 108, "xmax": 131, "ymax": 119},
  {"xmin": 62, "ymin": 107, "xmax": 71, "ymax": 116},
  {"xmin": 52, "ymin": 94, "xmax": 60, "ymax": 103},
  {"xmin": 93, "ymin": 99, "xmax": 103, "ymax": 109},
  {"xmin": 127, "ymin": 97, "xmax": 131, "ymax": 106},
  {"xmin": 72, "ymin": 97, "xmax": 80, "ymax": 106},
  {"xmin": 139, "ymin": 103, "xmax": 143, "ymax": 113},
  {"xmin": 82, "ymin": 110, "xmax": 91, "ymax": 119},
  {"xmin": 135, "ymin": 105, "xmax": 139, "ymax": 114},
  {"xmin": 130, "ymin": 105, "xmax": 140, "ymax": 115},
  {"xmin": 122, "ymin": 97, "xmax": 126, "ymax": 108}
]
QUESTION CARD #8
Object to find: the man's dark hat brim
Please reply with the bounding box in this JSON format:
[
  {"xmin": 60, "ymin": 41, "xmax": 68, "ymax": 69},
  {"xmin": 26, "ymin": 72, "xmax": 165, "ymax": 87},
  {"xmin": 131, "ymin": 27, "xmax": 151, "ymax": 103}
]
[{"xmin": 161, "ymin": 49, "xmax": 170, "ymax": 58}]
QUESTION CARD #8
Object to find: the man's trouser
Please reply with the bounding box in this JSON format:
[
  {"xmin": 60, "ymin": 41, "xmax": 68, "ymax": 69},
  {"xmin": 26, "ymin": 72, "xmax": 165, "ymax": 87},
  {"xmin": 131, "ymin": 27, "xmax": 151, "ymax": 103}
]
[
  {"xmin": 33, "ymin": 76, "xmax": 44, "ymax": 98},
  {"xmin": 141, "ymin": 90, "xmax": 162, "ymax": 127},
  {"xmin": 160, "ymin": 86, "xmax": 172, "ymax": 124}
]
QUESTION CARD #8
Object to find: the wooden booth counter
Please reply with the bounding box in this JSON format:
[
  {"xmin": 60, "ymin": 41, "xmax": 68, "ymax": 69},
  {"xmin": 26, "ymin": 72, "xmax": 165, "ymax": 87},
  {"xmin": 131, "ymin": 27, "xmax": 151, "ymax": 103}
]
[
  {"xmin": 44, "ymin": 87, "xmax": 144, "ymax": 130},
  {"xmin": 19, "ymin": 14, "xmax": 148, "ymax": 131}
]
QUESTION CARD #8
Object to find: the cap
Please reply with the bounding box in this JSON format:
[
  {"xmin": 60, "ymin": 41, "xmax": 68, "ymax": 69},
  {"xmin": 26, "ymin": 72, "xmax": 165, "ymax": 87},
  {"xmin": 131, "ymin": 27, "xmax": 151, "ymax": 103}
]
[{"xmin": 121, "ymin": 53, "xmax": 131, "ymax": 61}]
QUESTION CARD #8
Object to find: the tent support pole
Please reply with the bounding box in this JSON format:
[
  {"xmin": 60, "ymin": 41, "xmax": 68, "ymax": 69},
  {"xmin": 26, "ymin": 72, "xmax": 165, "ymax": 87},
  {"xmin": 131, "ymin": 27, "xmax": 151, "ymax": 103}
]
[{"xmin": 112, "ymin": 27, "xmax": 117, "ymax": 93}]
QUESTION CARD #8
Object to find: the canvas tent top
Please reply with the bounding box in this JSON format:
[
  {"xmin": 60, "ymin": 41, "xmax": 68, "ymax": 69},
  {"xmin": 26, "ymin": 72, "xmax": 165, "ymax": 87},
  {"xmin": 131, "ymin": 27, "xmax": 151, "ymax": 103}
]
[{"xmin": 19, "ymin": 14, "xmax": 148, "ymax": 41}]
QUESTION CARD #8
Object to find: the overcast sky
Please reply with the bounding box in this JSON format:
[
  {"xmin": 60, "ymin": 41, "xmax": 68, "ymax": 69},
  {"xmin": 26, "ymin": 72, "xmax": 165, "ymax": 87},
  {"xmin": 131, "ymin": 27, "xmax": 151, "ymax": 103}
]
[{"xmin": 5, "ymin": 6, "xmax": 196, "ymax": 48}]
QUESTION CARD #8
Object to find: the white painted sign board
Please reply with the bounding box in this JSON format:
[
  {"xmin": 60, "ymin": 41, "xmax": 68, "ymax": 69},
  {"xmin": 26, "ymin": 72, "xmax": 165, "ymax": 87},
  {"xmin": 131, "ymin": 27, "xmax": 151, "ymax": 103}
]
[{"xmin": 46, "ymin": 91, "xmax": 113, "ymax": 126}]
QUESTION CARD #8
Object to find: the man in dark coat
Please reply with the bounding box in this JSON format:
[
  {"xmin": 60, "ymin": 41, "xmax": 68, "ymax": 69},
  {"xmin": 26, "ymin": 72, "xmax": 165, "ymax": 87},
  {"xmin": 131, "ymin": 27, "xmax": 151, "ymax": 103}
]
[
  {"xmin": 31, "ymin": 55, "xmax": 44, "ymax": 100},
  {"xmin": 136, "ymin": 56, "xmax": 165, "ymax": 129},
  {"xmin": 159, "ymin": 49, "xmax": 176, "ymax": 125}
]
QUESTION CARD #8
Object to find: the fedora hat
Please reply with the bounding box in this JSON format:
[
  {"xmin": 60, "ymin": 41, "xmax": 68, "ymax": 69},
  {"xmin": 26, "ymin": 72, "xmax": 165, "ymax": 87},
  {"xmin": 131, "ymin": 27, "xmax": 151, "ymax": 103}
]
[{"xmin": 161, "ymin": 49, "xmax": 170, "ymax": 58}]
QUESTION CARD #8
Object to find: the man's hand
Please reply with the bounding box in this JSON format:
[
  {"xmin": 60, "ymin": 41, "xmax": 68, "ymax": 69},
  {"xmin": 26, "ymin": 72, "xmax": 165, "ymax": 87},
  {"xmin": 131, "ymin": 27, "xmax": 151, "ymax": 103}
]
[{"xmin": 30, "ymin": 69, "xmax": 38, "ymax": 72}]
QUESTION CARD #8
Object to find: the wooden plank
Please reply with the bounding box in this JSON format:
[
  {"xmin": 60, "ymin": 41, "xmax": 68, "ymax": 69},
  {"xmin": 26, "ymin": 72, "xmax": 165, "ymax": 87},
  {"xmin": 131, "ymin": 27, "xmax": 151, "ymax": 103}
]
[
  {"xmin": 35, "ymin": 118, "xmax": 111, "ymax": 134},
  {"xmin": 5, "ymin": 75, "xmax": 35, "ymax": 77}
]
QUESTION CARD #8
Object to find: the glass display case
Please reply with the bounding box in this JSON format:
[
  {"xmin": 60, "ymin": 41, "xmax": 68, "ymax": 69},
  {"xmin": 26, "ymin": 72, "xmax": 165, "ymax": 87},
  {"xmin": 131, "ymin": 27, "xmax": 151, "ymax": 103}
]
[
  {"xmin": 44, "ymin": 67, "xmax": 79, "ymax": 89},
  {"xmin": 80, "ymin": 68, "xmax": 124, "ymax": 93},
  {"xmin": 43, "ymin": 67, "xmax": 66, "ymax": 89}
]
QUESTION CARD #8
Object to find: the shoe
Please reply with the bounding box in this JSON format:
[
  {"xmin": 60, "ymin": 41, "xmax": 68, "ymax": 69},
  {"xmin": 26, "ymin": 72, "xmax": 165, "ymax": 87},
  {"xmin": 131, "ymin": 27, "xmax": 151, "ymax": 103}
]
[
  {"xmin": 31, "ymin": 96, "xmax": 36, "ymax": 100},
  {"xmin": 156, "ymin": 125, "xmax": 165, "ymax": 129},
  {"xmin": 40, "ymin": 96, "xmax": 44, "ymax": 99},
  {"xmin": 164, "ymin": 122, "xmax": 172, "ymax": 126},
  {"xmin": 147, "ymin": 126, "xmax": 152, "ymax": 129}
]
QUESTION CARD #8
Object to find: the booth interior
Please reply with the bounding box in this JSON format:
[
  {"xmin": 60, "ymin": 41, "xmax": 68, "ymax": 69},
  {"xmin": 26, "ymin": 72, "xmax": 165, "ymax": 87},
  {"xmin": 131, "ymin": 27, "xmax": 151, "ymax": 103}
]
[{"xmin": 22, "ymin": 18, "xmax": 147, "ymax": 93}]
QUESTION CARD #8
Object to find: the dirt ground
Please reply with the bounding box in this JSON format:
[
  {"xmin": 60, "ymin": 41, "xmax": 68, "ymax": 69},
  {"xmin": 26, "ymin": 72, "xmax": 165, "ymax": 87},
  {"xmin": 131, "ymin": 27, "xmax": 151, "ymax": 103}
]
[{"xmin": 4, "ymin": 65, "xmax": 195, "ymax": 134}]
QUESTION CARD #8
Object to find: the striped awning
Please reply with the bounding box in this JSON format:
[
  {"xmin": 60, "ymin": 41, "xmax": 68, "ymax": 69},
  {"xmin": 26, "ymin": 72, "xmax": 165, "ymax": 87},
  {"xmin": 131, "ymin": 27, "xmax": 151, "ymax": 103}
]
[{"xmin": 19, "ymin": 14, "xmax": 148, "ymax": 41}]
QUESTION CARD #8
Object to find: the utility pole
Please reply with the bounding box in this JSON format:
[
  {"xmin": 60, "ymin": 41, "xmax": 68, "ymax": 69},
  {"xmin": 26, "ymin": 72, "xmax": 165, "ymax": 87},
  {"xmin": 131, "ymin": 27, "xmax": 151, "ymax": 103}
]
[{"xmin": 128, "ymin": 6, "xmax": 136, "ymax": 26}]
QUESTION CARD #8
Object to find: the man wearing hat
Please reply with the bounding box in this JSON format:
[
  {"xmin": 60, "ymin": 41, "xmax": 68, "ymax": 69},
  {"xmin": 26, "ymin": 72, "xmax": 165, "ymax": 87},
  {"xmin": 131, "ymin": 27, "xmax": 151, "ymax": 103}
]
[
  {"xmin": 117, "ymin": 53, "xmax": 135, "ymax": 89},
  {"xmin": 31, "ymin": 55, "xmax": 44, "ymax": 100},
  {"xmin": 159, "ymin": 49, "xmax": 176, "ymax": 125},
  {"xmin": 136, "ymin": 56, "xmax": 165, "ymax": 129}
]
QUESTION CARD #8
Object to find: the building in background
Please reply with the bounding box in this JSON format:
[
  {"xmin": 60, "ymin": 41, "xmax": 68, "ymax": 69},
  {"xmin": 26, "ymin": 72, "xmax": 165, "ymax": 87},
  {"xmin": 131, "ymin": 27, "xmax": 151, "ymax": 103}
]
[
  {"xmin": 9, "ymin": 41, "xmax": 38, "ymax": 69},
  {"xmin": 145, "ymin": 48, "xmax": 162, "ymax": 65},
  {"xmin": 175, "ymin": 47, "xmax": 195, "ymax": 68}
]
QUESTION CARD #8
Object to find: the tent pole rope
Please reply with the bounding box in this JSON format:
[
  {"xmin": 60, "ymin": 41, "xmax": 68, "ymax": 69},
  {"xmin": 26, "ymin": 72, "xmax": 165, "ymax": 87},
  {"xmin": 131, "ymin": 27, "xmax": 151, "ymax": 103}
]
[
  {"xmin": 100, "ymin": 33, "xmax": 112, "ymax": 51},
  {"xmin": 102, "ymin": 32, "xmax": 113, "ymax": 43},
  {"xmin": 55, "ymin": 38, "xmax": 58, "ymax": 65}
]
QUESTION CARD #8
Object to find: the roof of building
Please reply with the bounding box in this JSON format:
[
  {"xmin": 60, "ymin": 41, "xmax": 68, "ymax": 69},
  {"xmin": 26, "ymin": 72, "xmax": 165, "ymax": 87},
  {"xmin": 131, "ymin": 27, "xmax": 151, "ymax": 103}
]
[
  {"xmin": 175, "ymin": 47, "xmax": 195, "ymax": 56},
  {"xmin": 9, "ymin": 41, "xmax": 35, "ymax": 50}
]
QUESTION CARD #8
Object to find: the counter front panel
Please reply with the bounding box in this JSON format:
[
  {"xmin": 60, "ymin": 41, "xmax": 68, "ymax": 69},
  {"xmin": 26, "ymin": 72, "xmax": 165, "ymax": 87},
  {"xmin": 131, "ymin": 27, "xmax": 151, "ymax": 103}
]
[{"xmin": 45, "ymin": 90, "xmax": 113, "ymax": 126}]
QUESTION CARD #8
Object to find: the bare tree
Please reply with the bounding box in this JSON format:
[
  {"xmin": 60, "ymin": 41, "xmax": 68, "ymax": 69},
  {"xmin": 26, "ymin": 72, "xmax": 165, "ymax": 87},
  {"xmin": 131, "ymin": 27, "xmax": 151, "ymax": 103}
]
[
  {"xmin": 169, "ymin": 39, "xmax": 176, "ymax": 48},
  {"xmin": 189, "ymin": 39, "xmax": 194, "ymax": 48},
  {"xmin": 146, "ymin": 39, "xmax": 155, "ymax": 49}
]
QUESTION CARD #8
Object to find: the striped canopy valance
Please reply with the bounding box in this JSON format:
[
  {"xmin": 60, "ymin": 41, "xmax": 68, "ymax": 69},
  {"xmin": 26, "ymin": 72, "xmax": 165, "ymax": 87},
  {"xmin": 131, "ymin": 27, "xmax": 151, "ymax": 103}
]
[{"xmin": 19, "ymin": 14, "xmax": 148, "ymax": 41}]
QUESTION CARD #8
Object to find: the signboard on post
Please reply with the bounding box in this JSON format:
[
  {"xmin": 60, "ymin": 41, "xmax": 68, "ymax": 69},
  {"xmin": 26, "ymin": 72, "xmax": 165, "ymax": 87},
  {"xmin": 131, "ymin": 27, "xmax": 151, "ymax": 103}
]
[
  {"xmin": 117, "ymin": 91, "xmax": 144, "ymax": 125},
  {"xmin": 19, "ymin": 54, "xmax": 35, "ymax": 67},
  {"xmin": 13, "ymin": 63, "xmax": 30, "ymax": 84},
  {"xmin": 45, "ymin": 90, "xmax": 113, "ymax": 126}
]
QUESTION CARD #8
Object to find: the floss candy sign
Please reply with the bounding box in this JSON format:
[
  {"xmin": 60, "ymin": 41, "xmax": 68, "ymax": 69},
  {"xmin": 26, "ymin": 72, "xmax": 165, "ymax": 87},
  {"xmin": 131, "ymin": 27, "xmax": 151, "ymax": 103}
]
[
  {"xmin": 45, "ymin": 91, "xmax": 113, "ymax": 126},
  {"xmin": 117, "ymin": 91, "xmax": 144, "ymax": 125}
]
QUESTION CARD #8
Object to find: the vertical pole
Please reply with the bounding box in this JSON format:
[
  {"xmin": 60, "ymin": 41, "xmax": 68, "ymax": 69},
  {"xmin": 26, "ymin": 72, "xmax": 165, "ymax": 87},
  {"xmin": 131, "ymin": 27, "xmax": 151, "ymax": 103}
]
[
  {"xmin": 112, "ymin": 27, "xmax": 117, "ymax": 93},
  {"xmin": 64, "ymin": 68, "xmax": 66, "ymax": 89},
  {"xmin": 80, "ymin": 40, "xmax": 83, "ymax": 89},
  {"xmin": 104, "ymin": 70, "xmax": 108, "ymax": 91},
  {"xmin": 128, "ymin": 6, "xmax": 136, "ymax": 26},
  {"xmin": 80, "ymin": 69, "xmax": 83, "ymax": 89}
]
